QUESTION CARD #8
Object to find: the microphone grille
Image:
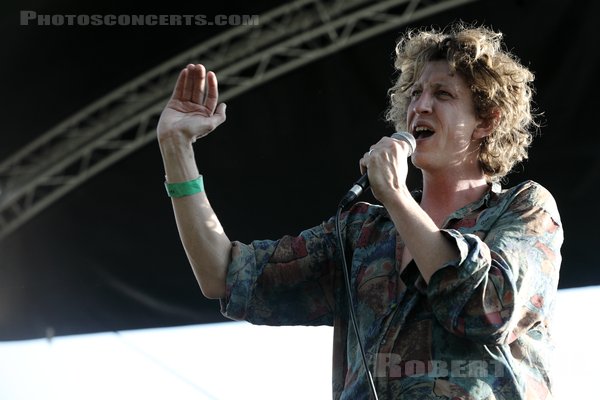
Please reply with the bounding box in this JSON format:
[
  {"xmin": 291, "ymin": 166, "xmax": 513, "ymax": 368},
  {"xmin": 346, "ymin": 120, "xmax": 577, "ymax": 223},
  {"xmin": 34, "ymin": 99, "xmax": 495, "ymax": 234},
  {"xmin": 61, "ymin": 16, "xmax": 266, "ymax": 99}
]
[{"xmin": 391, "ymin": 131, "xmax": 416, "ymax": 156}]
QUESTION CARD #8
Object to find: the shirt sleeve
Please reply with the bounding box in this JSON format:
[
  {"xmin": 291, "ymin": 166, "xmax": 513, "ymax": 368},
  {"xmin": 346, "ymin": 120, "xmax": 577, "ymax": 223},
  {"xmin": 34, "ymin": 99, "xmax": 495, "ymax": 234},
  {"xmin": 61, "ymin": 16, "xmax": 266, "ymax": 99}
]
[
  {"xmin": 220, "ymin": 215, "xmax": 344, "ymax": 326},
  {"xmin": 426, "ymin": 181, "xmax": 563, "ymax": 345}
]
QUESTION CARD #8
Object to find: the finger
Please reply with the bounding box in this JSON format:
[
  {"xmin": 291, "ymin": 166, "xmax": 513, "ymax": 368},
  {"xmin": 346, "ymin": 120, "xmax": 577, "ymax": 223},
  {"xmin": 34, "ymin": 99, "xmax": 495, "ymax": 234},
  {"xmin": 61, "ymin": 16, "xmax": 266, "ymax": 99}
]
[
  {"xmin": 359, "ymin": 156, "xmax": 368, "ymax": 175},
  {"xmin": 182, "ymin": 64, "xmax": 196, "ymax": 101},
  {"xmin": 192, "ymin": 104, "xmax": 228, "ymax": 142},
  {"xmin": 210, "ymin": 103, "xmax": 227, "ymax": 127},
  {"xmin": 214, "ymin": 102, "xmax": 227, "ymax": 119},
  {"xmin": 204, "ymin": 71, "xmax": 219, "ymax": 113},
  {"xmin": 194, "ymin": 64, "xmax": 207, "ymax": 104},
  {"xmin": 171, "ymin": 68, "xmax": 187, "ymax": 100},
  {"xmin": 390, "ymin": 132, "xmax": 416, "ymax": 156}
]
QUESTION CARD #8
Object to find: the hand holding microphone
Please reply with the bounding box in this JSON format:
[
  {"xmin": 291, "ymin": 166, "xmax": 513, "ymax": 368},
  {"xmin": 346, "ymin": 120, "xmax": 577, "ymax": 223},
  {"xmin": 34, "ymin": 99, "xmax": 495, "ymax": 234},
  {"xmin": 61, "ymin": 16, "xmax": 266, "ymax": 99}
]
[{"xmin": 339, "ymin": 132, "xmax": 415, "ymax": 208}]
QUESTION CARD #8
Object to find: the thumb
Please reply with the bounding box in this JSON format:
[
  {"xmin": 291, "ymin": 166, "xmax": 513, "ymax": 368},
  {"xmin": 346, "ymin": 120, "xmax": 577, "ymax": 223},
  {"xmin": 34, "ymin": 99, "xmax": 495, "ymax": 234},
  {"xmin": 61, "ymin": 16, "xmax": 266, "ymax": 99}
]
[
  {"xmin": 208, "ymin": 103, "xmax": 227, "ymax": 131},
  {"xmin": 215, "ymin": 103, "xmax": 227, "ymax": 118}
]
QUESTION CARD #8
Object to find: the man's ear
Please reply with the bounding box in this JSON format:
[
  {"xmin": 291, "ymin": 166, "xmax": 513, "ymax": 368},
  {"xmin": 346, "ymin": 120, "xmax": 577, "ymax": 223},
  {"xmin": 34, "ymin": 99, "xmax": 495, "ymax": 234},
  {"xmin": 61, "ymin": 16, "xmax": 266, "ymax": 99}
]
[{"xmin": 474, "ymin": 108, "xmax": 500, "ymax": 139}]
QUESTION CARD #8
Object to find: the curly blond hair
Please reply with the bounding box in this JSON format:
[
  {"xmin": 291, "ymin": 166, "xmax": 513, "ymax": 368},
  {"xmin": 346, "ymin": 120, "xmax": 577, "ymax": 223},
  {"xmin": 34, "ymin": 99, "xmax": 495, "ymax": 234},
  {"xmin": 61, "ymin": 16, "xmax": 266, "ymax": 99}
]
[{"xmin": 386, "ymin": 22, "xmax": 539, "ymax": 181}]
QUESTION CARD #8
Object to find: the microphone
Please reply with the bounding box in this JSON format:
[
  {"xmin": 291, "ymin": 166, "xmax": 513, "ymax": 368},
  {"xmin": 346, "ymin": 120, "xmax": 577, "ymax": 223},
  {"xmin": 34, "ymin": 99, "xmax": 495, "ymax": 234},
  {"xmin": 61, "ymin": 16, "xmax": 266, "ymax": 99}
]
[{"xmin": 338, "ymin": 131, "xmax": 416, "ymax": 208}]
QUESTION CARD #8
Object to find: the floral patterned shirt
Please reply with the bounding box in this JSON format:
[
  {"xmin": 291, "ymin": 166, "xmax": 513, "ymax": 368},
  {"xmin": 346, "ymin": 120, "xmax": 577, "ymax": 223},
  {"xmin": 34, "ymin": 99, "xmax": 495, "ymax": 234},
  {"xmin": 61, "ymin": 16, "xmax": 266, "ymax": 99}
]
[{"xmin": 220, "ymin": 180, "xmax": 563, "ymax": 399}]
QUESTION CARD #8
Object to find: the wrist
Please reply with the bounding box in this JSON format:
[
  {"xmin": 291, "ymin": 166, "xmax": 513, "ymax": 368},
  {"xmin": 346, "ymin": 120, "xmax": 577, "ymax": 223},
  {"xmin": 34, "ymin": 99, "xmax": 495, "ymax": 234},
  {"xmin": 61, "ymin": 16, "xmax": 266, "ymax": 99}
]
[
  {"xmin": 379, "ymin": 183, "xmax": 412, "ymax": 207},
  {"xmin": 159, "ymin": 133, "xmax": 200, "ymax": 183},
  {"xmin": 158, "ymin": 128, "xmax": 194, "ymax": 150},
  {"xmin": 165, "ymin": 175, "xmax": 204, "ymax": 198}
]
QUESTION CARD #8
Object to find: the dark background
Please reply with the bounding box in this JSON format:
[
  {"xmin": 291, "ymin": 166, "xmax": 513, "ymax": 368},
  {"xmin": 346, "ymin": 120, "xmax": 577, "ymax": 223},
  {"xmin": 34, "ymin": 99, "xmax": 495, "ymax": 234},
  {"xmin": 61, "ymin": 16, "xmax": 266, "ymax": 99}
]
[{"xmin": 1, "ymin": 0, "xmax": 598, "ymax": 340}]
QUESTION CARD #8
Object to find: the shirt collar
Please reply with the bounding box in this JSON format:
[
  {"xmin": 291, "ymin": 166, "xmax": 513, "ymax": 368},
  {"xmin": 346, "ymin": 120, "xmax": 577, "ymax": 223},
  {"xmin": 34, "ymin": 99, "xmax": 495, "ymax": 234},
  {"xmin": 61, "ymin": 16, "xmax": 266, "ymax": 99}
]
[{"xmin": 441, "ymin": 182, "xmax": 500, "ymax": 227}]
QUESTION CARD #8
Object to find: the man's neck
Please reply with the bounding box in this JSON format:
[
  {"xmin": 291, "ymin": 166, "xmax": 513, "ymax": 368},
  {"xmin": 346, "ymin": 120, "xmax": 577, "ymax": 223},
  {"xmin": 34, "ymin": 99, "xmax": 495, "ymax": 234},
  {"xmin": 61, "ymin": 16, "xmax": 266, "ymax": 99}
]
[{"xmin": 419, "ymin": 171, "xmax": 489, "ymax": 227}]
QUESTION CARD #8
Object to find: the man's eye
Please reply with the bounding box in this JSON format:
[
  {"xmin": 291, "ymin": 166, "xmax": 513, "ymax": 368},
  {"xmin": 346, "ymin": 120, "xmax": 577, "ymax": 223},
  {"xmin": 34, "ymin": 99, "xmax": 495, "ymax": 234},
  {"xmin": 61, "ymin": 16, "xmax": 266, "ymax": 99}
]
[
  {"xmin": 437, "ymin": 90, "xmax": 452, "ymax": 98},
  {"xmin": 410, "ymin": 89, "xmax": 421, "ymax": 98}
]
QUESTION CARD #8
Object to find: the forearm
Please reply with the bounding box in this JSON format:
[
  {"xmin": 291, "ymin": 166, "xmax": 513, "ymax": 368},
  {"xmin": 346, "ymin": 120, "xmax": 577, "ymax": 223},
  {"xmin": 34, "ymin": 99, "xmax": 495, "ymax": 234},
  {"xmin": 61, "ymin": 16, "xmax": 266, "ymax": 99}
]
[
  {"xmin": 160, "ymin": 135, "xmax": 231, "ymax": 299},
  {"xmin": 384, "ymin": 186, "xmax": 459, "ymax": 283}
]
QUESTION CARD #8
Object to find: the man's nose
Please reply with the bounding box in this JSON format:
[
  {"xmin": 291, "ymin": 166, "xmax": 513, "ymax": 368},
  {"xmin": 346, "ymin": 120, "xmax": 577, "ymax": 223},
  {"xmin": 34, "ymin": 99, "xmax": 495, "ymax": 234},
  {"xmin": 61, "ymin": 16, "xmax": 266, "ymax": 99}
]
[{"xmin": 413, "ymin": 92, "xmax": 433, "ymax": 114}]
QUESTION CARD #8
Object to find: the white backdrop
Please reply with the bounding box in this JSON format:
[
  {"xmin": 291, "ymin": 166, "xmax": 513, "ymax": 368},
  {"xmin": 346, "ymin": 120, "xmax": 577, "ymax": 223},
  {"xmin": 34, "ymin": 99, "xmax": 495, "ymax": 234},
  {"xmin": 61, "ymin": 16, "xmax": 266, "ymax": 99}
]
[{"xmin": 0, "ymin": 286, "xmax": 596, "ymax": 400}]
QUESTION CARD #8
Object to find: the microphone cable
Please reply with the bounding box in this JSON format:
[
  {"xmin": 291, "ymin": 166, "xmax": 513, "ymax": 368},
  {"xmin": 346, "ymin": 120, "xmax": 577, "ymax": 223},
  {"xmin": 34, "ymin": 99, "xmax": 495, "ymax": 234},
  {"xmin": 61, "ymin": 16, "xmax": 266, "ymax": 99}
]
[
  {"xmin": 333, "ymin": 131, "xmax": 414, "ymax": 399},
  {"xmin": 335, "ymin": 204, "xmax": 379, "ymax": 400}
]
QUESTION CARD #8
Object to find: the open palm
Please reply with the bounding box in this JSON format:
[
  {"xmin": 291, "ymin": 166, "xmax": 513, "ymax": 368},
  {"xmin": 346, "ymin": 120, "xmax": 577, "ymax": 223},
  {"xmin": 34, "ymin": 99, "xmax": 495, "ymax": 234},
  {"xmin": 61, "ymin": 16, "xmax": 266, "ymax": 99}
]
[{"xmin": 157, "ymin": 64, "xmax": 226, "ymax": 143}]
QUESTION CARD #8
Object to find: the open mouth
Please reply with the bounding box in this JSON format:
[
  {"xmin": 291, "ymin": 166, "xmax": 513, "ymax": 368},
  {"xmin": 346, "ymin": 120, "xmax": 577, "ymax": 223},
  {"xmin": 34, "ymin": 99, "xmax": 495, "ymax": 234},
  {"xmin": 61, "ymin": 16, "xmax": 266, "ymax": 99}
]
[{"xmin": 413, "ymin": 126, "xmax": 435, "ymax": 140}]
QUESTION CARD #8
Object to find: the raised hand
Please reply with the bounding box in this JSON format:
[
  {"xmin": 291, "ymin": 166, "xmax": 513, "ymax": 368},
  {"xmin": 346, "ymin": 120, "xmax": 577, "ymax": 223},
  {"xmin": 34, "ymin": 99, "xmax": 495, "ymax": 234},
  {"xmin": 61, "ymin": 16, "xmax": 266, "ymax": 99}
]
[
  {"xmin": 157, "ymin": 64, "xmax": 226, "ymax": 144},
  {"xmin": 156, "ymin": 64, "xmax": 231, "ymax": 300}
]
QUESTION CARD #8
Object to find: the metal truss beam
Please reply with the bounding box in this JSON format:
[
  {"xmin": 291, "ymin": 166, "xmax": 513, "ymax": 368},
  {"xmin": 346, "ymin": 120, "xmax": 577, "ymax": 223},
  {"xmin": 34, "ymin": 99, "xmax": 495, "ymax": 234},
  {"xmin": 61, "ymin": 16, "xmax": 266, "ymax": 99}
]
[{"xmin": 0, "ymin": 0, "xmax": 478, "ymax": 240}]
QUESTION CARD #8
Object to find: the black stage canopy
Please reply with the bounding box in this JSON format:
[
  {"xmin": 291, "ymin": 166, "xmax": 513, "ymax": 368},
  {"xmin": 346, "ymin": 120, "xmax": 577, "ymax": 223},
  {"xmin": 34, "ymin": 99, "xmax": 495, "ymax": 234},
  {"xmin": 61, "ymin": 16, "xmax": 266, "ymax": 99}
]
[{"xmin": 1, "ymin": 0, "xmax": 598, "ymax": 340}]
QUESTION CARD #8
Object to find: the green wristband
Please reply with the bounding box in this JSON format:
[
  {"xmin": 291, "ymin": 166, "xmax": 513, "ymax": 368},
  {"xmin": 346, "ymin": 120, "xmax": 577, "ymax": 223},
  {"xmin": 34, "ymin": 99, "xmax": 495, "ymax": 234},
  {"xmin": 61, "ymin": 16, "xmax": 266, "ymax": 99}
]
[{"xmin": 165, "ymin": 176, "xmax": 204, "ymax": 198}]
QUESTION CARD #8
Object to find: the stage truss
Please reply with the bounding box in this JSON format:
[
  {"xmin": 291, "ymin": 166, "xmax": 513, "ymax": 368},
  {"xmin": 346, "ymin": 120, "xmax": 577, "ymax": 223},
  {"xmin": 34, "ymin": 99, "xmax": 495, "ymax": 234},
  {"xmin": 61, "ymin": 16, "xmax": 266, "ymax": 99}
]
[{"xmin": 0, "ymin": 0, "xmax": 478, "ymax": 239}]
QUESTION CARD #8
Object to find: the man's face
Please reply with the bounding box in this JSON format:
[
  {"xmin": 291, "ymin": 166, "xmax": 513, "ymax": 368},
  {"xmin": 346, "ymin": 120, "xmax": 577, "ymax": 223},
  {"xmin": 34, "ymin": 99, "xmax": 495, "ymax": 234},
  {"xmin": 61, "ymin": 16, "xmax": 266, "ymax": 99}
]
[{"xmin": 406, "ymin": 60, "xmax": 487, "ymax": 177}]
